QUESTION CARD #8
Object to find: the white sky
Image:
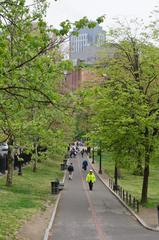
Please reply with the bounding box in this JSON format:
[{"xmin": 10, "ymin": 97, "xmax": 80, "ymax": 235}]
[{"xmin": 46, "ymin": 0, "xmax": 159, "ymax": 28}]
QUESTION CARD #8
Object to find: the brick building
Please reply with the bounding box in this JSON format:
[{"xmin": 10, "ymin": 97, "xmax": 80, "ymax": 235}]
[{"xmin": 61, "ymin": 68, "xmax": 102, "ymax": 93}]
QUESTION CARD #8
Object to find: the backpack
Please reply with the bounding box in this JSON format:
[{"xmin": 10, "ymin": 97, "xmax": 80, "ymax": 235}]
[{"xmin": 68, "ymin": 165, "xmax": 74, "ymax": 172}]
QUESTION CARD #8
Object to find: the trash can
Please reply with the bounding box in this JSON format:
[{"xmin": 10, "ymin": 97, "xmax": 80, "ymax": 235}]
[
  {"xmin": 51, "ymin": 180, "xmax": 59, "ymax": 194},
  {"xmin": 60, "ymin": 163, "xmax": 65, "ymax": 171},
  {"xmin": 63, "ymin": 159, "xmax": 67, "ymax": 166}
]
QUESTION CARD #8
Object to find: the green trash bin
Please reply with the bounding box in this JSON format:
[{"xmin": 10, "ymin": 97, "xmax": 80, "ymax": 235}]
[
  {"xmin": 60, "ymin": 163, "xmax": 65, "ymax": 171},
  {"xmin": 51, "ymin": 180, "xmax": 59, "ymax": 194},
  {"xmin": 63, "ymin": 159, "xmax": 67, "ymax": 166}
]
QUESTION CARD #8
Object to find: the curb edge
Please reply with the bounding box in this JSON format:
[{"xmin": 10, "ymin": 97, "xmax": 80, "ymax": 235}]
[
  {"xmin": 89, "ymin": 159, "xmax": 159, "ymax": 232},
  {"xmin": 43, "ymin": 171, "xmax": 67, "ymax": 240}
]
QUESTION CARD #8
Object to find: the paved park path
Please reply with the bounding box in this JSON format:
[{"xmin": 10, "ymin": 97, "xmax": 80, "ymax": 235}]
[{"xmin": 49, "ymin": 154, "xmax": 159, "ymax": 240}]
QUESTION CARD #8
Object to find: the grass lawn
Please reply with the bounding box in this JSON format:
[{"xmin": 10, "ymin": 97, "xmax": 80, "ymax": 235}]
[
  {"xmin": 94, "ymin": 152, "xmax": 159, "ymax": 208},
  {"xmin": 0, "ymin": 159, "xmax": 63, "ymax": 240}
]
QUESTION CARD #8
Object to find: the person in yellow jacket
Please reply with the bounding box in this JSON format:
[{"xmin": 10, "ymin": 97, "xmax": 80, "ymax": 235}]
[{"xmin": 86, "ymin": 169, "xmax": 96, "ymax": 191}]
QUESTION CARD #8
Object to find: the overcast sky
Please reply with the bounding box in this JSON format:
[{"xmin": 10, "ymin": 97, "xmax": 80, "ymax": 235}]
[{"xmin": 46, "ymin": 0, "xmax": 159, "ymax": 28}]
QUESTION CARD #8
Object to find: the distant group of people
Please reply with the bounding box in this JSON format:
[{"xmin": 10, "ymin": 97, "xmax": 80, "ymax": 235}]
[
  {"xmin": 81, "ymin": 146, "xmax": 91, "ymax": 157},
  {"xmin": 68, "ymin": 141, "xmax": 80, "ymax": 158},
  {"xmin": 67, "ymin": 141, "xmax": 96, "ymax": 191}
]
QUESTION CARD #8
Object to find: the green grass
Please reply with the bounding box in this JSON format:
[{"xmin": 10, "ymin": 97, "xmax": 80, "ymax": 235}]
[
  {"xmin": 95, "ymin": 152, "xmax": 159, "ymax": 208},
  {"xmin": 0, "ymin": 159, "xmax": 63, "ymax": 240}
]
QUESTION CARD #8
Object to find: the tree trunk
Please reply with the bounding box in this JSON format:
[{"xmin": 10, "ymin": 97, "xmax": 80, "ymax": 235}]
[
  {"xmin": 6, "ymin": 154, "xmax": 14, "ymax": 186},
  {"xmin": 141, "ymin": 159, "xmax": 149, "ymax": 204},
  {"xmin": 141, "ymin": 127, "xmax": 150, "ymax": 204},
  {"xmin": 6, "ymin": 138, "xmax": 14, "ymax": 186},
  {"xmin": 33, "ymin": 143, "xmax": 38, "ymax": 172}
]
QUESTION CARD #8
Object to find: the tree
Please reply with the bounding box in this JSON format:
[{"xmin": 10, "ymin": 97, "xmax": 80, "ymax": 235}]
[
  {"xmin": 77, "ymin": 19, "xmax": 159, "ymax": 204},
  {"xmin": 102, "ymin": 21, "xmax": 159, "ymax": 203},
  {"xmin": 0, "ymin": 1, "xmax": 105, "ymax": 185}
]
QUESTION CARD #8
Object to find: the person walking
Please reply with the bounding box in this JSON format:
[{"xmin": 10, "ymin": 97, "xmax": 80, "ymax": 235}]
[
  {"xmin": 81, "ymin": 149, "xmax": 84, "ymax": 157},
  {"xmin": 82, "ymin": 159, "xmax": 88, "ymax": 171},
  {"xmin": 67, "ymin": 163, "xmax": 74, "ymax": 180},
  {"xmin": 86, "ymin": 169, "xmax": 96, "ymax": 191}
]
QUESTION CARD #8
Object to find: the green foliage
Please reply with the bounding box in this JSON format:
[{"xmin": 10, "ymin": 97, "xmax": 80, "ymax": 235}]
[
  {"xmin": 53, "ymin": 15, "xmax": 105, "ymax": 36},
  {"xmin": 0, "ymin": 1, "xmax": 104, "ymax": 162},
  {"xmin": 75, "ymin": 19, "xmax": 159, "ymax": 203},
  {"xmin": 0, "ymin": 0, "xmax": 80, "ymax": 183}
]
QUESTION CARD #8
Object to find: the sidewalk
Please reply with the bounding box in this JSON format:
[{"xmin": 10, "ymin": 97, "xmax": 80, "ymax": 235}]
[
  {"xmin": 48, "ymin": 153, "xmax": 159, "ymax": 240},
  {"xmin": 89, "ymin": 159, "xmax": 158, "ymax": 228}
]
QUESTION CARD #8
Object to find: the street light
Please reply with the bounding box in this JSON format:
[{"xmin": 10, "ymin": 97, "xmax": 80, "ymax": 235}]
[
  {"xmin": 92, "ymin": 147, "xmax": 95, "ymax": 164},
  {"xmin": 98, "ymin": 146, "xmax": 102, "ymax": 174},
  {"xmin": 99, "ymin": 149, "xmax": 102, "ymax": 174}
]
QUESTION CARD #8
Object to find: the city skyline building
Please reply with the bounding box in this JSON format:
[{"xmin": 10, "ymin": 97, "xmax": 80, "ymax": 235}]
[{"xmin": 69, "ymin": 25, "xmax": 106, "ymax": 65}]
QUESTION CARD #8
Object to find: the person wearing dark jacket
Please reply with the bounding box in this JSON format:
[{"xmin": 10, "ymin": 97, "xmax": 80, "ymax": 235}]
[
  {"xmin": 81, "ymin": 149, "xmax": 84, "ymax": 157},
  {"xmin": 82, "ymin": 159, "xmax": 88, "ymax": 171},
  {"xmin": 67, "ymin": 163, "xmax": 74, "ymax": 180}
]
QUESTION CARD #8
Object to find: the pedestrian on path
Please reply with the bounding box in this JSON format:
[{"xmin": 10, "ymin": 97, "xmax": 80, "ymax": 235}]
[
  {"xmin": 70, "ymin": 147, "xmax": 76, "ymax": 158},
  {"xmin": 82, "ymin": 159, "xmax": 88, "ymax": 171},
  {"xmin": 67, "ymin": 163, "xmax": 74, "ymax": 180},
  {"xmin": 86, "ymin": 169, "xmax": 96, "ymax": 191},
  {"xmin": 81, "ymin": 148, "xmax": 84, "ymax": 157}
]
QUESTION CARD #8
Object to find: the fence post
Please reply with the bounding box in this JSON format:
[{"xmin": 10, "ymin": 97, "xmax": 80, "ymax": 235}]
[
  {"xmin": 126, "ymin": 191, "xmax": 128, "ymax": 204},
  {"xmin": 136, "ymin": 200, "xmax": 139, "ymax": 212},
  {"xmin": 133, "ymin": 197, "xmax": 136, "ymax": 209},
  {"xmin": 123, "ymin": 190, "xmax": 125, "ymax": 201},
  {"xmin": 119, "ymin": 187, "xmax": 122, "ymax": 198},
  {"xmin": 129, "ymin": 194, "xmax": 132, "ymax": 206}
]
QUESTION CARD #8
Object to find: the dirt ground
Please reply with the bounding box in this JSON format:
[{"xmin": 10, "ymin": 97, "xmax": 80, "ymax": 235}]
[
  {"xmin": 138, "ymin": 207, "xmax": 158, "ymax": 227},
  {"xmin": 16, "ymin": 202, "xmax": 55, "ymax": 240}
]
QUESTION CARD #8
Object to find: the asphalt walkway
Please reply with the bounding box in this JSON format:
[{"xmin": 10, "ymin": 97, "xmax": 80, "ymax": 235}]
[{"xmin": 49, "ymin": 154, "xmax": 159, "ymax": 240}]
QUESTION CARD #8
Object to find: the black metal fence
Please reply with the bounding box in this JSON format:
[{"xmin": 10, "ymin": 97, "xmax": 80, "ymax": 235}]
[
  {"xmin": 0, "ymin": 151, "xmax": 32, "ymax": 175},
  {"xmin": 109, "ymin": 178, "xmax": 139, "ymax": 212}
]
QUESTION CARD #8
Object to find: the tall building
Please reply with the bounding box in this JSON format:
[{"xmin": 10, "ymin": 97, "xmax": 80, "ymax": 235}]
[{"xmin": 69, "ymin": 25, "xmax": 106, "ymax": 65}]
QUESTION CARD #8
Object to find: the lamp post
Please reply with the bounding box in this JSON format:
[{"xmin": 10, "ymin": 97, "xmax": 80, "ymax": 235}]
[
  {"xmin": 98, "ymin": 143, "xmax": 102, "ymax": 174},
  {"xmin": 98, "ymin": 147, "xmax": 102, "ymax": 174},
  {"xmin": 92, "ymin": 147, "xmax": 95, "ymax": 164},
  {"xmin": 113, "ymin": 164, "xmax": 118, "ymax": 190}
]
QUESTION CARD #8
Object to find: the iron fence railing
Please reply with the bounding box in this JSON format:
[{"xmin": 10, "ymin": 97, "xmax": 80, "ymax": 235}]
[{"xmin": 109, "ymin": 178, "xmax": 139, "ymax": 212}]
